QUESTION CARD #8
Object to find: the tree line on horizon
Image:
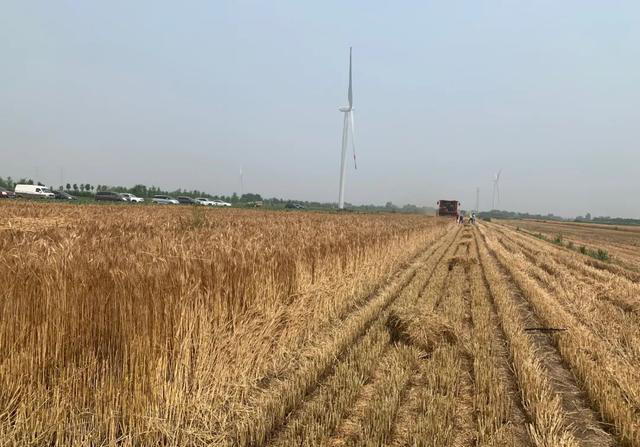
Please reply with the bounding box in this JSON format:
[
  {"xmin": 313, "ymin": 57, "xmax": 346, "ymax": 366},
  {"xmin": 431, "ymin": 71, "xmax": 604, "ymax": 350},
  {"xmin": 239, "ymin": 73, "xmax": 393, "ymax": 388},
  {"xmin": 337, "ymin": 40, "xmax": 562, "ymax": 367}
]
[
  {"xmin": 478, "ymin": 209, "xmax": 640, "ymax": 226},
  {"xmin": 0, "ymin": 175, "xmax": 435, "ymax": 213}
]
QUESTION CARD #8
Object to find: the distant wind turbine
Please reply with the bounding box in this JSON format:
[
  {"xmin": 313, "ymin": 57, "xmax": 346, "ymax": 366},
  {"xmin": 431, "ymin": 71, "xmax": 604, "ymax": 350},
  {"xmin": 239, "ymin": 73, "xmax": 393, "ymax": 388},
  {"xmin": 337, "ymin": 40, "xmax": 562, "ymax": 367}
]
[
  {"xmin": 337, "ymin": 47, "xmax": 357, "ymax": 210},
  {"xmin": 492, "ymin": 169, "xmax": 502, "ymax": 210}
]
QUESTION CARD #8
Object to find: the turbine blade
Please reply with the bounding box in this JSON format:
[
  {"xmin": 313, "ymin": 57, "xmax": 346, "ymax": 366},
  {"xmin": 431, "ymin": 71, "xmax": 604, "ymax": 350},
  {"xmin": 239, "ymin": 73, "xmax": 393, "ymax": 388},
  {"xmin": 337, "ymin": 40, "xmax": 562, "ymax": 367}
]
[
  {"xmin": 348, "ymin": 47, "xmax": 353, "ymax": 108},
  {"xmin": 349, "ymin": 112, "xmax": 357, "ymax": 169}
]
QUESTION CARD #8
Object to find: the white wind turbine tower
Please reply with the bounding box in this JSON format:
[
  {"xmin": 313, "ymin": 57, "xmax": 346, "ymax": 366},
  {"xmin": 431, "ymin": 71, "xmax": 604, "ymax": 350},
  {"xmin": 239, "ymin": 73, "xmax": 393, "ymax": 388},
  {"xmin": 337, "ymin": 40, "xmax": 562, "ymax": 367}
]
[
  {"xmin": 337, "ymin": 47, "xmax": 357, "ymax": 210},
  {"xmin": 492, "ymin": 169, "xmax": 502, "ymax": 210}
]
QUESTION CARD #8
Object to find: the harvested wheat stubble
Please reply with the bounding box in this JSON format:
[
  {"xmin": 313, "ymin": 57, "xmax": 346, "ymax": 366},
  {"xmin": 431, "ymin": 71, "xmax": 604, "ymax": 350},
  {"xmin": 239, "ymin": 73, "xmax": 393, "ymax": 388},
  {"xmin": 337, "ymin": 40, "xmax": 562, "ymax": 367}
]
[
  {"xmin": 479, "ymin": 224, "xmax": 634, "ymax": 446},
  {"xmin": 474, "ymin": 228, "xmax": 580, "ymax": 447},
  {"xmin": 268, "ymin": 229, "xmax": 462, "ymax": 447},
  {"xmin": 386, "ymin": 307, "xmax": 457, "ymax": 356},
  {"xmin": 498, "ymin": 222, "xmax": 640, "ymax": 319},
  {"xmin": 437, "ymin": 249, "xmax": 475, "ymax": 447},
  {"xmin": 501, "ymin": 219, "xmax": 640, "ymax": 274},
  {"xmin": 483, "ymin": 225, "xmax": 640, "ymax": 403},
  {"xmin": 467, "ymin": 235, "xmax": 531, "ymax": 446},
  {"xmin": 500, "ymin": 220, "xmax": 640, "ymax": 284},
  {"xmin": 384, "ymin": 230, "xmax": 475, "ymax": 447},
  {"xmin": 339, "ymin": 346, "xmax": 415, "ymax": 447},
  {"xmin": 325, "ymin": 225, "xmax": 465, "ymax": 447},
  {"xmin": 325, "ymin": 228, "xmax": 464, "ymax": 447},
  {"xmin": 269, "ymin": 319, "xmax": 390, "ymax": 447},
  {"xmin": 493, "ymin": 227, "xmax": 640, "ymax": 365},
  {"xmin": 235, "ymin": 225, "xmax": 462, "ymax": 446}
]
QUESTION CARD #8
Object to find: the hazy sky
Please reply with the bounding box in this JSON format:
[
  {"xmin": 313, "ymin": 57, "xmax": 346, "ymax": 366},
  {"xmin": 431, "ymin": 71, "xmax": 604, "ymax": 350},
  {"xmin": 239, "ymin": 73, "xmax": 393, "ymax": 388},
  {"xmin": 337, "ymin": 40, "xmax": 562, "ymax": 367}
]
[{"xmin": 2, "ymin": 1, "xmax": 639, "ymax": 217}]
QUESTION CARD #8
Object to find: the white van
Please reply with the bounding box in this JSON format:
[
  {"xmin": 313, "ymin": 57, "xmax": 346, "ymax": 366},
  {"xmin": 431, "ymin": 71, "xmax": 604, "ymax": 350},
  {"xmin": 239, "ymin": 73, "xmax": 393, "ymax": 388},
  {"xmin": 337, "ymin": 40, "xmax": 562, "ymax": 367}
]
[{"xmin": 14, "ymin": 184, "xmax": 55, "ymax": 199}]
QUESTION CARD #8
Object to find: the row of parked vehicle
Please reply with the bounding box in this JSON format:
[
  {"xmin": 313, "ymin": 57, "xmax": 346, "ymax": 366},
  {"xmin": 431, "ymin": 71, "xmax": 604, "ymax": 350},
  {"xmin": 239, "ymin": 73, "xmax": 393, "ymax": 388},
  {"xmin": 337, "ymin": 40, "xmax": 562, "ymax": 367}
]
[
  {"xmin": 0, "ymin": 184, "xmax": 232, "ymax": 206},
  {"xmin": 95, "ymin": 191, "xmax": 231, "ymax": 206}
]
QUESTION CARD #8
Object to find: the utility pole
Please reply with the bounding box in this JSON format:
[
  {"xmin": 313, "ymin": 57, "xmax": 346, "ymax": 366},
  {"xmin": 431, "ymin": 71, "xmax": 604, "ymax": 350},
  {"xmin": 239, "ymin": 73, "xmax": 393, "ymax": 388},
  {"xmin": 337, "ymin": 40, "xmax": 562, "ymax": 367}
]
[{"xmin": 475, "ymin": 187, "xmax": 480, "ymax": 213}]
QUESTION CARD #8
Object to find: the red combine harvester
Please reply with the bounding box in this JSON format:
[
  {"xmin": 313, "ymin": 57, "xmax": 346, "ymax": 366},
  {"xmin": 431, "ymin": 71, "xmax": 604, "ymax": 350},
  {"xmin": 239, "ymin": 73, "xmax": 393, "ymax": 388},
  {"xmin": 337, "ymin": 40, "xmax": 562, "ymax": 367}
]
[{"xmin": 437, "ymin": 200, "xmax": 460, "ymax": 218}]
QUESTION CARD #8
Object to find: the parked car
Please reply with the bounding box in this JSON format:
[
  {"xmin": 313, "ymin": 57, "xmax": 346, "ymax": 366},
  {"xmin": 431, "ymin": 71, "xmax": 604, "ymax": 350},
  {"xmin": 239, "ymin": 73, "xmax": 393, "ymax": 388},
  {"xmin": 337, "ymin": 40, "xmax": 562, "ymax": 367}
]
[
  {"xmin": 195, "ymin": 198, "xmax": 215, "ymax": 206},
  {"xmin": 152, "ymin": 195, "xmax": 179, "ymax": 205},
  {"xmin": 177, "ymin": 196, "xmax": 199, "ymax": 205},
  {"xmin": 14, "ymin": 184, "xmax": 55, "ymax": 199},
  {"xmin": 211, "ymin": 199, "xmax": 232, "ymax": 207},
  {"xmin": 95, "ymin": 191, "xmax": 128, "ymax": 202},
  {"xmin": 120, "ymin": 193, "xmax": 144, "ymax": 203},
  {"xmin": 285, "ymin": 202, "xmax": 305, "ymax": 209},
  {"xmin": 0, "ymin": 186, "xmax": 16, "ymax": 199},
  {"xmin": 52, "ymin": 190, "xmax": 76, "ymax": 200}
]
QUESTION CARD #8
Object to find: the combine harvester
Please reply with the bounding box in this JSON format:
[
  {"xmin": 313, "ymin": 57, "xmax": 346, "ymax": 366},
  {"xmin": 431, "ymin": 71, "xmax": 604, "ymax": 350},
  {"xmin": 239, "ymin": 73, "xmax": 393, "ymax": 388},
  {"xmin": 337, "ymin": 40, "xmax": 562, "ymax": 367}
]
[{"xmin": 436, "ymin": 200, "xmax": 460, "ymax": 218}]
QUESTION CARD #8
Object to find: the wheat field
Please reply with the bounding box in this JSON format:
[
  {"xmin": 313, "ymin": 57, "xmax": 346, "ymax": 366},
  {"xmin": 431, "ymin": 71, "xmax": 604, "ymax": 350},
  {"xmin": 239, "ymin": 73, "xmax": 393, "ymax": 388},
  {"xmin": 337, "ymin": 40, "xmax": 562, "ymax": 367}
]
[{"xmin": 1, "ymin": 202, "xmax": 639, "ymax": 446}]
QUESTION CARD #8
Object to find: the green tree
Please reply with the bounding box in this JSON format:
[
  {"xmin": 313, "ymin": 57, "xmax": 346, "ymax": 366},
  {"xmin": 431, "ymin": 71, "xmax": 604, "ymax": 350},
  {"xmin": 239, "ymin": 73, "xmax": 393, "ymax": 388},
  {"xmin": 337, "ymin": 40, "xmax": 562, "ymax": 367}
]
[
  {"xmin": 66, "ymin": 183, "xmax": 71, "ymax": 190},
  {"xmin": 130, "ymin": 184, "xmax": 147, "ymax": 197},
  {"xmin": 241, "ymin": 193, "xmax": 263, "ymax": 202},
  {"xmin": 73, "ymin": 184, "xmax": 78, "ymax": 191}
]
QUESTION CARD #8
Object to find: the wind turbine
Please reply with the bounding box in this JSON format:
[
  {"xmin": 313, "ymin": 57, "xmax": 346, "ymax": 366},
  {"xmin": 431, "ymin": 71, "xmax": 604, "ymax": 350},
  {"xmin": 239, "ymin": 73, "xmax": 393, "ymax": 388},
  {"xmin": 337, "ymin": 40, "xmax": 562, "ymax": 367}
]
[
  {"xmin": 492, "ymin": 169, "xmax": 502, "ymax": 210},
  {"xmin": 337, "ymin": 47, "xmax": 357, "ymax": 210}
]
